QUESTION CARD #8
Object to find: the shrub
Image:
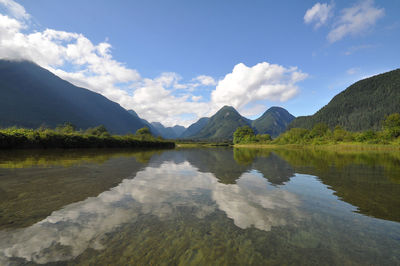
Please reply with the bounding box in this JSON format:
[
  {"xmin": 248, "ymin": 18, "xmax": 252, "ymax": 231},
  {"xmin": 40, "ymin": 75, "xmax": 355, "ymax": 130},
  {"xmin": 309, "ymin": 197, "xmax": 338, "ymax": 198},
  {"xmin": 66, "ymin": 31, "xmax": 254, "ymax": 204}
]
[
  {"xmin": 233, "ymin": 126, "xmax": 255, "ymax": 144},
  {"xmin": 383, "ymin": 113, "xmax": 400, "ymax": 138}
]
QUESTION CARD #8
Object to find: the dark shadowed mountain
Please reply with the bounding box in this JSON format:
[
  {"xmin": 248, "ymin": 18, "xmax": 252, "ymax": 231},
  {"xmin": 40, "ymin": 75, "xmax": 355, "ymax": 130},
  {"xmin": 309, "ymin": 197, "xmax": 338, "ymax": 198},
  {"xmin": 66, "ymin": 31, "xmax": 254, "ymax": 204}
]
[
  {"xmin": 150, "ymin": 122, "xmax": 186, "ymax": 139},
  {"xmin": 0, "ymin": 60, "xmax": 146, "ymax": 134},
  {"xmin": 251, "ymin": 107, "xmax": 295, "ymax": 137},
  {"xmin": 189, "ymin": 106, "xmax": 251, "ymax": 140},
  {"xmin": 180, "ymin": 117, "xmax": 210, "ymax": 138},
  {"xmin": 290, "ymin": 69, "xmax": 400, "ymax": 131}
]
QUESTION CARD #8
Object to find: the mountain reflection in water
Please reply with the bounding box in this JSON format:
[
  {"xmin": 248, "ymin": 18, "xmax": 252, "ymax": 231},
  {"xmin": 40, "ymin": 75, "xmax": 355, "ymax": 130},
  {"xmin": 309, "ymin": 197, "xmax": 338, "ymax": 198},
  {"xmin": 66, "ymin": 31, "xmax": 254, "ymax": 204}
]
[
  {"xmin": 0, "ymin": 147, "xmax": 399, "ymax": 265},
  {"xmin": 0, "ymin": 161, "xmax": 301, "ymax": 264}
]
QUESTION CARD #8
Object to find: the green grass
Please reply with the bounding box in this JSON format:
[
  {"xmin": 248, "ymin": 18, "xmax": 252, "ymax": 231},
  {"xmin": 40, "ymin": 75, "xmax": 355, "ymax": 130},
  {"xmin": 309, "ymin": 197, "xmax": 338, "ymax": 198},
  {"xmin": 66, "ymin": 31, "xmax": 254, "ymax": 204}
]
[
  {"xmin": 0, "ymin": 127, "xmax": 175, "ymax": 149},
  {"xmin": 234, "ymin": 143, "xmax": 400, "ymax": 151}
]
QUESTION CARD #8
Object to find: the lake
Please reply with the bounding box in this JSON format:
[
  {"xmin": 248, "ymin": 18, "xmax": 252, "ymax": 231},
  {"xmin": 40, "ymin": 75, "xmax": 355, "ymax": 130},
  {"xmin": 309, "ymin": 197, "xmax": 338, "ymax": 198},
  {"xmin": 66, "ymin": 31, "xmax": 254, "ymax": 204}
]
[{"xmin": 0, "ymin": 148, "xmax": 399, "ymax": 265}]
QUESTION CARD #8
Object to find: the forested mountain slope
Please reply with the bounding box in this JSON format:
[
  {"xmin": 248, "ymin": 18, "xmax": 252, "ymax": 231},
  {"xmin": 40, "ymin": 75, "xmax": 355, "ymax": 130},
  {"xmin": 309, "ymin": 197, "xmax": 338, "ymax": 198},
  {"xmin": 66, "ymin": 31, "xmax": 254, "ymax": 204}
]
[
  {"xmin": 290, "ymin": 69, "xmax": 400, "ymax": 131},
  {"xmin": 252, "ymin": 107, "xmax": 295, "ymax": 137}
]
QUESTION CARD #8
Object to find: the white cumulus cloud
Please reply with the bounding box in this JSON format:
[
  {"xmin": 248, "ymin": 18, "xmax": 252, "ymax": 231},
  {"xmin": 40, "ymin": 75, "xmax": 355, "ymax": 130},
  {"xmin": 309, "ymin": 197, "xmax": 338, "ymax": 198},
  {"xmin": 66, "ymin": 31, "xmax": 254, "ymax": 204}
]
[
  {"xmin": 211, "ymin": 62, "xmax": 307, "ymax": 112},
  {"xmin": 0, "ymin": 1, "xmax": 307, "ymax": 127},
  {"xmin": 193, "ymin": 75, "xmax": 216, "ymax": 86},
  {"xmin": 0, "ymin": 0, "xmax": 29, "ymax": 20},
  {"xmin": 327, "ymin": 0, "xmax": 384, "ymax": 43},
  {"xmin": 304, "ymin": 2, "xmax": 334, "ymax": 29}
]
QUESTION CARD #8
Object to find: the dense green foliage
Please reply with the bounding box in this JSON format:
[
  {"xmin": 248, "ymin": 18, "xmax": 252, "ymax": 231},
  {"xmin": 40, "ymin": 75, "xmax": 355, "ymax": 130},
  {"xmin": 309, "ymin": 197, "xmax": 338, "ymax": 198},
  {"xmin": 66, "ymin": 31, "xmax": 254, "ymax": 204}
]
[
  {"xmin": 0, "ymin": 60, "xmax": 147, "ymax": 134},
  {"xmin": 274, "ymin": 114, "xmax": 400, "ymax": 145},
  {"xmin": 290, "ymin": 69, "xmax": 400, "ymax": 131},
  {"xmin": 0, "ymin": 125, "xmax": 174, "ymax": 149},
  {"xmin": 233, "ymin": 126, "xmax": 272, "ymax": 144},
  {"xmin": 234, "ymin": 114, "xmax": 400, "ymax": 145},
  {"xmin": 233, "ymin": 126, "xmax": 255, "ymax": 144},
  {"xmin": 383, "ymin": 113, "xmax": 400, "ymax": 138},
  {"xmin": 251, "ymin": 107, "xmax": 295, "ymax": 137}
]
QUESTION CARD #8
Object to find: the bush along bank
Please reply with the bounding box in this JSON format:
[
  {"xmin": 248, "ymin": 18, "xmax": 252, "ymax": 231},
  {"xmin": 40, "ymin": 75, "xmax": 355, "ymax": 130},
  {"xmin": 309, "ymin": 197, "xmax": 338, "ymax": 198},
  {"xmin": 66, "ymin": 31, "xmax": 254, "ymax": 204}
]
[
  {"xmin": 0, "ymin": 124, "xmax": 175, "ymax": 149},
  {"xmin": 233, "ymin": 113, "xmax": 400, "ymax": 146}
]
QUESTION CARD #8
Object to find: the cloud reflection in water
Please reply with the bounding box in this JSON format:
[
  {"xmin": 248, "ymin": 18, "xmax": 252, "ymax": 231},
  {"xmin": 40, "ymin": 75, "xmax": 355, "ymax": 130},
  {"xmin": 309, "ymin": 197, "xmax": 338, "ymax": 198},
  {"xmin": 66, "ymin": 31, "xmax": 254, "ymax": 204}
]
[{"xmin": 0, "ymin": 162, "xmax": 302, "ymax": 264}]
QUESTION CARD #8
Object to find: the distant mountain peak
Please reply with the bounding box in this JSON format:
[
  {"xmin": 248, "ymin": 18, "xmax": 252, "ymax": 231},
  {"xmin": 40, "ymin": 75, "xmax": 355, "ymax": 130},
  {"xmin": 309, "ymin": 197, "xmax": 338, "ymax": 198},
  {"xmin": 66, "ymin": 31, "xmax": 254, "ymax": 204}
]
[
  {"xmin": 149, "ymin": 122, "xmax": 186, "ymax": 139},
  {"xmin": 252, "ymin": 106, "xmax": 295, "ymax": 137},
  {"xmin": 219, "ymin": 105, "xmax": 236, "ymax": 112},
  {"xmin": 188, "ymin": 105, "xmax": 249, "ymax": 140},
  {"xmin": 180, "ymin": 105, "xmax": 295, "ymax": 140}
]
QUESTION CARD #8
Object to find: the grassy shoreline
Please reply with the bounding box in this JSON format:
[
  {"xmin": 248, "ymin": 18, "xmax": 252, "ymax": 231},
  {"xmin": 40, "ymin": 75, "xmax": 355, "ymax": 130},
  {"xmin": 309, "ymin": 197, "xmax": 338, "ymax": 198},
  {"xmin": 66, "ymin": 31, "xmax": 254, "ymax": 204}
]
[
  {"xmin": 0, "ymin": 128, "xmax": 175, "ymax": 149},
  {"xmin": 175, "ymin": 141, "xmax": 400, "ymax": 152},
  {"xmin": 176, "ymin": 142, "xmax": 231, "ymax": 148},
  {"xmin": 234, "ymin": 143, "xmax": 400, "ymax": 151}
]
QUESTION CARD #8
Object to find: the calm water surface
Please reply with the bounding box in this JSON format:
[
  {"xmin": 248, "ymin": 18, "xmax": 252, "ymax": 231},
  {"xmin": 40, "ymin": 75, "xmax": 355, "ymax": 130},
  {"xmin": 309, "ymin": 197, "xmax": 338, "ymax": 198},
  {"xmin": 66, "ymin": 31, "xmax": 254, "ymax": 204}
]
[{"xmin": 0, "ymin": 148, "xmax": 399, "ymax": 265}]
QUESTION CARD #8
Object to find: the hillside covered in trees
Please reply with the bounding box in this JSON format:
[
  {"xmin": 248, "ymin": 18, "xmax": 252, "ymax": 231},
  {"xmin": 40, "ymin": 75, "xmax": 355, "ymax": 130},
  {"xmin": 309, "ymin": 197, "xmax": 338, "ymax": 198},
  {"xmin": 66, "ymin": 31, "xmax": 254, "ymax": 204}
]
[
  {"xmin": 188, "ymin": 106, "xmax": 250, "ymax": 140},
  {"xmin": 251, "ymin": 107, "xmax": 295, "ymax": 137},
  {"xmin": 290, "ymin": 69, "xmax": 400, "ymax": 131}
]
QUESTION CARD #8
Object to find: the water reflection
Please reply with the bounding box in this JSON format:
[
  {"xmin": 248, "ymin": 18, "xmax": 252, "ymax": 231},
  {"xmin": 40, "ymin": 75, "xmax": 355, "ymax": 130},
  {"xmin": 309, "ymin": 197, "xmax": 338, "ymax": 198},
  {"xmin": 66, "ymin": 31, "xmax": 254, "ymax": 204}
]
[
  {"xmin": 269, "ymin": 148, "xmax": 400, "ymax": 222},
  {"xmin": 148, "ymin": 148, "xmax": 295, "ymax": 185},
  {"xmin": 0, "ymin": 161, "xmax": 301, "ymax": 264},
  {"xmin": 0, "ymin": 148, "xmax": 399, "ymax": 265},
  {"xmin": 0, "ymin": 149, "xmax": 164, "ymax": 230},
  {"xmin": 0, "ymin": 149, "xmax": 164, "ymax": 168}
]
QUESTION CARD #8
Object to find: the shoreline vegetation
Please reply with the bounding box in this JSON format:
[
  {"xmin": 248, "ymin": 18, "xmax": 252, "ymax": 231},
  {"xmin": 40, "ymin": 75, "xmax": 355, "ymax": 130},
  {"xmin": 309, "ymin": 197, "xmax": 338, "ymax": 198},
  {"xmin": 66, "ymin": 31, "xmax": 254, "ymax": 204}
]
[
  {"xmin": 2, "ymin": 113, "xmax": 399, "ymax": 151},
  {"xmin": 232, "ymin": 113, "xmax": 400, "ymax": 151},
  {"xmin": 0, "ymin": 123, "xmax": 175, "ymax": 149},
  {"xmin": 234, "ymin": 143, "xmax": 400, "ymax": 151}
]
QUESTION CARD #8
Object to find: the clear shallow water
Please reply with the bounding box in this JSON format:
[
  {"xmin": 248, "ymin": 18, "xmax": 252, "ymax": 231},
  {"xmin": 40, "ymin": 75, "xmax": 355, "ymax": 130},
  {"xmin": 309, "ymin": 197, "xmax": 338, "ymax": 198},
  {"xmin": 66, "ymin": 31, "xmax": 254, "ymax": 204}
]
[{"xmin": 0, "ymin": 148, "xmax": 399, "ymax": 265}]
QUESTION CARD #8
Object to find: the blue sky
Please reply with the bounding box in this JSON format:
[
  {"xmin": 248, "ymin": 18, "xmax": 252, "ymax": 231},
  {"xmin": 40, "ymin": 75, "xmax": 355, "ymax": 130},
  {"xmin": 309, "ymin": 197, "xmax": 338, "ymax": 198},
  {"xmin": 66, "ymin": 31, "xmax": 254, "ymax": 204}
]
[{"xmin": 1, "ymin": 0, "xmax": 399, "ymax": 126}]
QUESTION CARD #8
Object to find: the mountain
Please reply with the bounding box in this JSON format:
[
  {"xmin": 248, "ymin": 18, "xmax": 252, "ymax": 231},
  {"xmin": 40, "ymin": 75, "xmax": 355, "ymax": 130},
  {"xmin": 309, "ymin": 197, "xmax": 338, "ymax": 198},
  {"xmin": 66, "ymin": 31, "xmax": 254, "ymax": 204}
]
[
  {"xmin": 127, "ymin": 110, "xmax": 161, "ymax": 136},
  {"xmin": 251, "ymin": 107, "xmax": 295, "ymax": 137},
  {"xmin": 0, "ymin": 60, "xmax": 146, "ymax": 134},
  {"xmin": 290, "ymin": 69, "xmax": 400, "ymax": 131},
  {"xmin": 171, "ymin": 125, "xmax": 186, "ymax": 137},
  {"xmin": 127, "ymin": 109, "xmax": 139, "ymax": 118},
  {"xmin": 190, "ymin": 106, "xmax": 251, "ymax": 140},
  {"xmin": 180, "ymin": 117, "xmax": 210, "ymax": 138},
  {"xmin": 183, "ymin": 106, "xmax": 294, "ymax": 140},
  {"xmin": 150, "ymin": 122, "xmax": 186, "ymax": 139}
]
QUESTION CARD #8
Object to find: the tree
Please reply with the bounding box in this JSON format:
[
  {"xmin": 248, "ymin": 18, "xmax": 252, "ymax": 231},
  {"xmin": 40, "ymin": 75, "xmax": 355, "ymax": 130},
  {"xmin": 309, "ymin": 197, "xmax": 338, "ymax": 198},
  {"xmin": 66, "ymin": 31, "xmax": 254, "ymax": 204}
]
[
  {"xmin": 256, "ymin": 134, "xmax": 272, "ymax": 142},
  {"xmin": 276, "ymin": 128, "xmax": 309, "ymax": 144},
  {"xmin": 86, "ymin": 125, "xmax": 109, "ymax": 137},
  {"xmin": 136, "ymin": 127, "xmax": 153, "ymax": 139},
  {"xmin": 309, "ymin": 123, "xmax": 329, "ymax": 138},
  {"xmin": 383, "ymin": 113, "xmax": 400, "ymax": 138},
  {"xmin": 233, "ymin": 126, "xmax": 255, "ymax": 144},
  {"xmin": 56, "ymin": 122, "xmax": 76, "ymax": 133},
  {"xmin": 333, "ymin": 125, "xmax": 347, "ymax": 141}
]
